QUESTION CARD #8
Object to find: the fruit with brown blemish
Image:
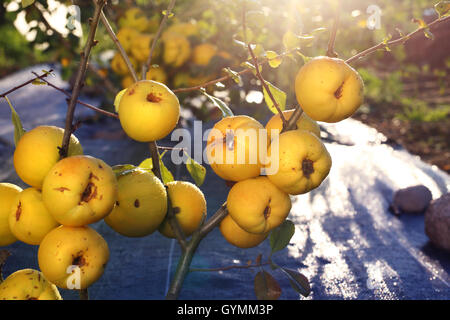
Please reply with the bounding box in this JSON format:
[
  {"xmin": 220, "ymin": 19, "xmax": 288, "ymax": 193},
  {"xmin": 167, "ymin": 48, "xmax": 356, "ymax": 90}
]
[
  {"xmin": 118, "ymin": 80, "xmax": 180, "ymax": 142},
  {"xmin": 0, "ymin": 183, "xmax": 22, "ymax": 246},
  {"xmin": 38, "ymin": 225, "xmax": 109, "ymax": 290},
  {"xmin": 219, "ymin": 215, "xmax": 268, "ymax": 248},
  {"xmin": 226, "ymin": 176, "xmax": 291, "ymax": 234},
  {"xmin": 0, "ymin": 269, "xmax": 62, "ymax": 300},
  {"xmin": 206, "ymin": 115, "xmax": 267, "ymax": 182},
  {"xmin": 13, "ymin": 125, "xmax": 83, "ymax": 189},
  {"xmin": 266, "ymin": 130, "xmax": 332, "ymax": 195},
  {"xmin": 294, "ymin": 56, "xmax": 364, "ymax": 122},
  {"xmin": 8, "ymin": 188, "xmax": 59, "ymax": 245},
  {"xmin": 105, "ymin": 169, "xmax": 167, "ymax": 237},
  {"xmin": 265, "ymin": 109, "xmax": 320, "ymax": 141},
  {"xmin": 41, "ymin": 155, "xmax": 118, "ymax": 227},
  {"xmin": 158, "ymin": 181, "xmax": 206, "ymax": 238}
]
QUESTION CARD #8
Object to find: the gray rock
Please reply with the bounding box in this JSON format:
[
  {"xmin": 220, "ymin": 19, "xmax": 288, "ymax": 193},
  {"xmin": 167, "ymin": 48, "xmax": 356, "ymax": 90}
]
[
  {"xmin": 390, "ymin": 185, "xmax": 433, "ymax": 215},
  {"xmin": 425, "ymin": 193, "xmax": 450, "ymax": 252}
]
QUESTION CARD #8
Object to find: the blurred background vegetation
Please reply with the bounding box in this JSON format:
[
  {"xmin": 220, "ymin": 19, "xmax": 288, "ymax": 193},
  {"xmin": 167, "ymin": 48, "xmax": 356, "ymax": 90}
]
[{"xmin": 0, "ymin": 0, "xmax": 449, "ymax": 171}]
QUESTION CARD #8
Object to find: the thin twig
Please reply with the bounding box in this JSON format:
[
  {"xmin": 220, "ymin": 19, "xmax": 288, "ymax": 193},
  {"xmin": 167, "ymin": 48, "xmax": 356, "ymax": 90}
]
[
  {"xmin": 281, "ymin": 105, "xmax": 304, "ymax": 133},
  {"xmin": 99, "ymin": 10, "xmax": 139, "ymax": 82},
  {"xmin": 32, "ymin": 73, "xmax": 118, "ymax": 119},
  {"xmin": 247, "ymin": 44, "xmax": 288, "ymax": 128},
  {"xmin": 0, "ymin": 70, "xmax": 53, "ymax": 98},
  {"xmin": 172, "ymin": 48, "xmax": 299, "ymax": 93},
  {"xmin": 326, "ymin": 8, "xmax": 340, "ymax": 57},
  {"xmin": 59, "ymin": 0, "xmax": 106, "ymax": 159},
  {"xmin": 141, "ymin": 0, "xmax": 177, "ymax": 79},
  {"xmin": 346, "ymin": 15, "xmax": 450, "ymax": 65}
]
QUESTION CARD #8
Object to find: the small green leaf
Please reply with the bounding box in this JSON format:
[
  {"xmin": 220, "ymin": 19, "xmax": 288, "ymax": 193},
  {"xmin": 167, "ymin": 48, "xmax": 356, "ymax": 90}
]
[
  {"xmin": 269, "ymin": 220, "xmax": 295, "ymax": 254},
  {"xmin": 159, "ymin": 151, "xmax": 174, "ymax": 184},
  {"xmin": 21, "ymin": 0, "xmax": 35, "ymax": 8},
  {"xmin": 280, "ymin": 268, "xmax": 311, "ymax": 297},
  {"xmin": 423, "ymin": 29, "xmax": 435, "ymax": 40},
  {"xmin": 434, "ymin": 1, "xmax": 450, "ymax": 18},
  {"xmin": 296, "ymin": 51, "xmax": 311, "ymax": 64},
  {"xmin": 112, "ymin": 164, "xmax": 138, "ymax": 178},
  {"xmin": 254, "ymin": 270, "xmax": 282, "ymax": 300},
  {"xmin": 138, "ymin": 158, "xmax": 153, "ymax": 170},
  {"xmin": 240, "ymin": 61, "xmax": 262, "ymax": 76},
  {"xmin": 282, "ymin": 30, "xmax": 300, "ymax": 49},
  {"xmin": 4, "ymin": 97, "xmax": 26, "ymax": 146},
  {"xmin": 263, "ymin": 81, "xmax": 286, "ymax": 115},
  {"xmin": 185, "ymin": 152, "xmax": 206, "ymax": 186},
  {"xmin": 223, "ymin": 67, "xmax": 242, "ymax": 85},
  {"xmin": 162, "ymin": 10, "xmax": 174, "ymax": 18},
  {"xmin": 32, "ymin": 79, "xmax": 46, "ymax": 85},
  {"xmin": 265, "ymin": 51, "xmax": 282, "ymax": 68},
  {"xmin": 114, "ymin": 88, "xmax": 127, "ymax": 113},
  {"xmin": 201, "ymin": 90, "xmax": 234, "ymax": 117}
]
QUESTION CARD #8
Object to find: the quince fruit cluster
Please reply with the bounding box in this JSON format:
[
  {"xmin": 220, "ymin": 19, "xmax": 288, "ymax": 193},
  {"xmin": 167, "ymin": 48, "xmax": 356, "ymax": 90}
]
[
  {"xmin": 111, "ymin": 7, "xmax": 233, "ymax": 91},
  {"xmin": 209, "ymin": 56, "xmax": 363, "ymax": 249}
]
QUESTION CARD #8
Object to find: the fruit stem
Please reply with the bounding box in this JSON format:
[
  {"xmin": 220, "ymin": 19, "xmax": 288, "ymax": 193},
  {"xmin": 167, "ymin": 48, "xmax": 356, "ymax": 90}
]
[
  {"xmin": 247, "ymin": 44, "xmax": 288, "ymax": 129},
  {"xmin": 281, "ymin": 104, "xmax": 304, "ymax": 133},
  {"xmin": 141, "ymin": 0, "xmax": 177, "ymax": 79},
  {"xmin": 99, "ymin": 10, "xmax": 139, "ymax": 82},
  {"xmin": 165, "ymin": 203, "xmax": 227, "ymax": 299},
  {"xmin": 59, "ymin": 0, "xmax": 106, "ymax": 159},
  {"xmin": 79, "ymin": 288, "xmax": 89, "ymax": 300},
  {"xmin": 326, "ymin": 7, "xmax": 340, "ymax": 58}
]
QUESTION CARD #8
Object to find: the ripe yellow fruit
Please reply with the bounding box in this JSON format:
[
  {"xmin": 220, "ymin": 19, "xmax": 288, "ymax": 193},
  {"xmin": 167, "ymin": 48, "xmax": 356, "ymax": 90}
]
[
  {"xmin": 0, "ymin": 269, "xmax": 62, "ymax": 300},
  {"xmin": 118, "ymin": 80, "xmax": 180, "ymax": 142},
  {"xmin": 13, "ymin": 126, "xmax": 83, "ymax": 189},
  {"xmin": 267, "ymin": 130, "xmax": 331, "ymax": 195},
  {"xmin": 118, "ymin": 8, "xmax": 150, "ymax": 32},
  {"xmin": 131, "ymin": 34, "xmax": 159, "ymax": 62},
  {"xmin": 38, "ymin": 225, "xmax": 109, "ymax": 290},
  {"xmin": 162, "ymin": 32, "xmax": 191, "ymax": 67},
  {"xmin": 111, "ymin": 53, "xmax": 137, "ymax": 76},
  {"xmin": 165, "ymin": 21, "xmax": 199, "ymax": 37},
  {"xmin": 9, "ymin": 188, "xmax": 59, "ymax": 245},
  {"xmin": 295, "ymin": 56, "xmax": 364, "ymax": 123},
  {"xmin": 206, "ymin": 115, "xmax": 266, "ymax": 182},
  {"xmin": 227, "ymin": 176, "xmax": 291, "ymax": 234},
  {"xmin": 0, "ymin": 183, "xmax": 22, "ymax": 246},
  {"xmin": 192, "ymin": 43, "xmax": 217, "ymax": 66},
  {"xmin": 220, "ymin": 215, "xmax": 268, "ymax": 248},
  {"xmin": 159, "ymin": 181, "xmax": 206, "ymax": 238},
  {"xmin": 265, "ymin": 109, "xmax": 320, "ymax": 141},
  {"xmin": 41, "ymin": 155, "xmax": 118, "ymax": 227},
  {"xmin": 105, "ymin": 169, "xmax": 167, "ymax": 237},
  {"xmin": 116, "ymin": 27, "xmax": 140, "ymax": 52},
  {"xmin": 146, "ymin": 66, "xmax": 168, "ymax": 84}
]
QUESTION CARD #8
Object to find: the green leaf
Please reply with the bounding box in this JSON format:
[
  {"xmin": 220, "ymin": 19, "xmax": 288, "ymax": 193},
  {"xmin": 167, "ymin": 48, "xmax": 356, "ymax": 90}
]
[
  {"xmin": 434, "ymin": 1, "xmax": 450, "ymax": 18},
  {"xmin": 112, "ymin": 164, "xmax": 138, "ymax": 178},
  {"xmin": 138, "ymin": 158, "xmax": 153, "ymax": 170},
  {"xmin": 263, "ymin": 81, "xmax": 286, "ymax": 115},
  {"xmin": 32, "ymin": 79, "xmax": 46, "ymax": 85},
  {"xmin": 280, "ymin": 268, "xmax": 311, "ymax": 297},
  {"xmin": 296, "ymin": 51, "xmax": 311, "ymax": 64},
  {"xmin": 21, "ymin": 0, "xmax": 35, "ymax": 8},
  {"xmin": 265, "ymin": 51, "xmax": 282, "ymax": 68},
  {"xmin": 254, "ymin": 270, "xmax": 282, "ymax": 300},
  {"xmin": 240, "ymin": 61, "xmax": 262, "ymax": 76},
  {"xmin": 282, "ymin": 30, "xmax": 300, "ymax": 49},
  {"xmin": 185, "ymin": 152, "xmax": 206, "ymax": 186},
  {"xmin": 159, "ymin": 151, "xmax": 174, "ymax": 184},
  {"xmin": 223, "ymin": 68, "xmax": 242, "ymax": 85},
  {"xmin": 4, "ymin": 97, "xmax": 26, "ymax": 146},
  {"xmin": 162, "ymin": 10, "xmax": 174, "ymax": 18},
  {"xmin": 201, "ymin": 90, "xmax": 234, "ymax": 117},
  {"xmin": 382, "ymin": 34, "xmax": 392, "ymax": 51},
  {"xmin": 114, "ymin": 88, "xmax": 127, "ymax": 113},
  {"xmin": 269, "ymin": 220, "xmax": 295, "ymax": 254}
]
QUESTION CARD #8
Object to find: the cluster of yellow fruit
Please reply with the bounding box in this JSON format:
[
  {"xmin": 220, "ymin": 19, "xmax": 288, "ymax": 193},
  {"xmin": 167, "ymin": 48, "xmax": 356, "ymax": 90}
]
[
  {"xmin": 209, "ymin": 56, "xmax": 364, "ymax": 248},
  {"xmin": 111, "ymin": 7, "xmax": 232, "ymax": 90},
  {"xmin": 0, "ymin": 81, "xmax": 203, "ymax": 299}
]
